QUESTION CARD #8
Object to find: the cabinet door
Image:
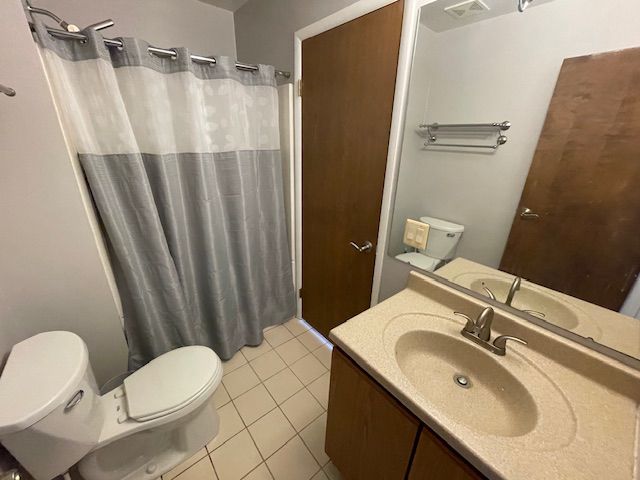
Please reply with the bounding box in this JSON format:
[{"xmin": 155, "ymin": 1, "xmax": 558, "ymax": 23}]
[
  {"xmin": 408, "ymin": 427, "xmax": 485, "ymax": 480},
  {"xmin": 325, "ymin": 348, "xmax": 420, "ymax": 480}
]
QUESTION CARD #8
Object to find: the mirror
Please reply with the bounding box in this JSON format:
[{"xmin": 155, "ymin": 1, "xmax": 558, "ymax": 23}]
[{"xmin": 388, "ymin": 0, "xmax": 640, "ymax": 360}]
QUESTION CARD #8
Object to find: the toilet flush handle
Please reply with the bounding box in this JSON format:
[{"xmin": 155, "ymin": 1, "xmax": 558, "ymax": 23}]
[{"xmin": 65, "ymin": 390, "xmax": 84, "ymax": 411}]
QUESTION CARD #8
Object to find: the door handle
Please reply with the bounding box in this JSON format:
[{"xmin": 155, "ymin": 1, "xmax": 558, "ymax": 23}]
[
  {"xmin": 349, "ymin": 240, "xmax": 373, "ymax": 253},
  {"xmin": 520, "ymin": 207, "xmax": 540, "ymax": 220},
  {"xmin": 0, "ymin": 84, "xmax": 16, "ymax": 97}
]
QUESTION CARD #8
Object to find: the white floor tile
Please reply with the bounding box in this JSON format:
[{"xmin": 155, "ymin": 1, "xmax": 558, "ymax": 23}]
[
  {"xmin": 233, "ymin": 384, "xmax": 277, "ymax": 425},
  {"xmin": 210, "ymin": 430, "xmax": 262, "ymax": 480},
  {"xmin": 280, "ymin": 389, "xmax": 324, "ymax": 431},
  {"xmin": 283, "ymin": 318, "xmax": 311, "ymax": 336},
  {"xmin": 263, "ymin": 368, "xmax": 304, "ymax": 404},
  {"xmin": 307, "ymin": 373, "xmax": 330, "ymax": 409},
  {"xmin": 223, "ymin": 364, "xmax": 260, "ymax": 399},
  {"xmin": 248, "ymin": 408, "xmax": 296, "ymax": 459},
  {"xmin": 297, "ymin": 330, "xmax": 326, "ymax": 352},
  {"xmin": 174, "ymin": 456, "xmax": 217, "ymax": 480},
  {"xmin": 266, "ymin": 436, "xmax": 320, "ymax": 480},
  {"xmin": 211, "ymin": 384, "xmax": 231, "ymax": 409},
  {"xmin": 163, "ymin": 448, "xmax": 208, "ymax": 480},
  {"xmin": 264, "ymin": 325, "xmax": 294, "ymax": 348},
  {"xmin": 322, "ymin": 462, "xmax": 342, "ymax": 480},
  {"xmin": 242, "ymin": 342, "xmax": 273, "ymax": 361},
  {"xmin": 311, "ymin": 344, "xmax": 332, "ymax": 369},
  {"xmin": 207, "ymin": 402, "xmax": 245, "ymax": 451},
  {"xmin": 311, "ymin": 471, "xmax": 329, "ymax": 480},
  {"xmin": 290, "ymin": 354, "xmax": 327, "ymax": 386},
  {"xmin": 299, "ymin": 413, "xmax": 329, "ymax": 465},
  {"xmin": 242, "ymin": 464, "xmax": 273, "ymax": 480},
  {"xmin": 250, "ymin": 350, "xmax": 286, "ymax": 381},
  {"xmin": 222, "ymin": 351, "xmax": 247, "ymax": 375},
  {"xmin": 275, "ymin": 338, "xmax": 309, "ymax": 365}
]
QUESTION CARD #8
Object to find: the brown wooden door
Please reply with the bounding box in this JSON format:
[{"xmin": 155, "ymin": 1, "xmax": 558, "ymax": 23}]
[
  {"xmin": 302, "ymin": 1, "xmax": 404, "ymax": 337},
  {"xmin": 500, "ymin": 47, "xmax": 640, "ymax": 311}
]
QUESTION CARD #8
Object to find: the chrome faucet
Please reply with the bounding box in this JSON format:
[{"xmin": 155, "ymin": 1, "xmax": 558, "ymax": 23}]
[
  {"xmin": 504, "ymin": 276, "xmax": 521, "ymax": 306},
  {"xmin": 454, "ymin": 307, "xmax": 528, "ymax": 356},
  {"xmin": 481, "ymin": 277, "xmax": 521, "ymax": 306},
  {"xmin": 481, "ymin": 279, "xmax": 546, "ymax": 318}
]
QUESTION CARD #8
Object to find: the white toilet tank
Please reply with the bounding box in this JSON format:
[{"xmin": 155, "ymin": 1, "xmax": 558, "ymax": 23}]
[
  {"xmin": 419, "ymin": 215, "xmax": 465, "ymax": 260},
  {"xmin": 0, "ymin": 332, "xmax": 104, "ymax": 480}
]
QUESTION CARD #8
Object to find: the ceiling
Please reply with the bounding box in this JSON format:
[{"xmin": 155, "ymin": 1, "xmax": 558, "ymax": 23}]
[
  {"xmin": 198, "ymin": 0, "xmax": 250, "ymax": 12},
  {"xmin": 420, "ymin": 0, "xmax": 556, "ymax": 32}
]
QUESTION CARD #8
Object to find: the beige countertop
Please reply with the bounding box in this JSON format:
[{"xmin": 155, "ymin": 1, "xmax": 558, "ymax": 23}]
[
  {"xmin": 330, "ymin": 272, "xmax": 640, "ymax": 480},
  {"xmin": 436, "ymin": 258, "xmax": 640, "ymax": 359}
]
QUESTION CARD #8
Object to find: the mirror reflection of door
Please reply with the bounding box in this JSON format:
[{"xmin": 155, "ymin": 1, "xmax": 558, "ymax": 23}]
[
  {"xmin": 385, "ymin": 0, "xmax": 640, "ymax": 360},
  {"xmin": 500, "ymin": 47, "xmax": 640, "ymax": 311}
]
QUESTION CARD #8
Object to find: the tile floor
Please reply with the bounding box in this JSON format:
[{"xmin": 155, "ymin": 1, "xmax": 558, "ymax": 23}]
[{"xmin": 162, "ymin": 319, "xmax": 343, "ymax": 480}]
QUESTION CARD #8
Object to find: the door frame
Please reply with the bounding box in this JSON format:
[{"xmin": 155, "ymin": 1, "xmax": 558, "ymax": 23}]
[{"xmin": 293, "ymin": 0, "xmax": 428, "ymax": 318}]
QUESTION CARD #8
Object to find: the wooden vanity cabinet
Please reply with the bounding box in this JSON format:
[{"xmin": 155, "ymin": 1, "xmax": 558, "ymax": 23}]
[
  {"xmin": 326, "ymin": 348, "xmax": 485, "ymax": 480},
  {"xmin": 409, "ymin": 428, "xmax": 485, "ymax": 480},
  {"xmin": 325, "ymin": 348, "xmax": 420, "ymax": 479}
]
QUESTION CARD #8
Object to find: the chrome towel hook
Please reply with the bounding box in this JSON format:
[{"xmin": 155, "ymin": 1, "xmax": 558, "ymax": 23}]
[{"xmin": 1, "ymin": 84, "xmax": 16, "ymax": 97}]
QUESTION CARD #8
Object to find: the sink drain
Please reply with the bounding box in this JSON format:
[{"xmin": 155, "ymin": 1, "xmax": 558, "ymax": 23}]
[{"xmin": 453, "ymin": 374, "xmax": 472, "ymax": 389}]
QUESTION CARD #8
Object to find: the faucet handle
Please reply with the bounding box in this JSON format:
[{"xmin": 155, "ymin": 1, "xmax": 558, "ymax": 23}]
[
  {"xmin": 454, "ymin": 312, "xmax": 475, "ymax": 330},
  {"xmin": 492, "ymin": 335, "xmax": 528, "ymax": 355}
]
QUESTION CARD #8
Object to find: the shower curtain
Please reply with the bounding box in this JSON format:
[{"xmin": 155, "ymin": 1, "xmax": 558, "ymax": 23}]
[{"xmin": 33, "ymin": 23, "xmax": 296, "ymax": 368}]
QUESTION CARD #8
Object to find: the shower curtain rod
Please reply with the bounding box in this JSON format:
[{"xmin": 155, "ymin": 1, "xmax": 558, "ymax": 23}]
[{"xmin": 27, "ymin": 9, "xmax": 291, "ymax": 79}]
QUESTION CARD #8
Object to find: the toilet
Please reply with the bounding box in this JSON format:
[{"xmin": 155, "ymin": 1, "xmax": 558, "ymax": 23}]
[
  {"xmin": 396, "ymin": 215, "xmax": 464, "ymax": 272},
  {"xmin": 0, "ymin": 331, "xmax": 223, "ymax": 480}
]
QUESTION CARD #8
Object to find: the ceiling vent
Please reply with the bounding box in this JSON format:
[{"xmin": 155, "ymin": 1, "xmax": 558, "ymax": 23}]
[{"xmin": 444, "ymin": 0, "xmax": 490, "ymax": 19}]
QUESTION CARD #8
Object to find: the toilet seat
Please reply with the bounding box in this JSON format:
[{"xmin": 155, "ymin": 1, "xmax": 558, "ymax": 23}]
[
  {"xmin": 124, "ymin": 346, "xmax": 221, "ymax": 422},
  {"xmin": 395, "ymin": 252, "xmax": 442, "ymax": 272}
]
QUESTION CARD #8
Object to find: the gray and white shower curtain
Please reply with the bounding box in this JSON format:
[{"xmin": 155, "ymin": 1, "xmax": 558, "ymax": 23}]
[{"xmin": 33, "ymin": 23, "xmax": 296, "ymax": 368}]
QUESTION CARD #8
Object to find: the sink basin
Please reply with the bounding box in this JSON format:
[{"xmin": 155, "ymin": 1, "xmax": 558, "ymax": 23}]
[
  {"xmin": 395, "ymin": 330, "xmax": 537, "ymax": 437},
  {"xmin": 384, "ymin": 313, "xmax": 577, "ymax": 449},
  {"xmin": 470, "ymin": 277, "xmax": 581, "ymax": 330}
]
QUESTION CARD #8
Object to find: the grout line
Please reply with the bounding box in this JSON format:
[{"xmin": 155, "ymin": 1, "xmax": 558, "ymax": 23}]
[
  {"xmin": 213, "ymin": 325, "xmax": 330, "ymax": 480},
  {"xmin": 239, "ymin": 462, "xmax": 270, "ymax": 480},
  {"xmin": 205, "ymin": 452, "xmax": 219, "ymax": 480},
  {"xmin": 269, "ymin": 331, "xmax": 329, "ymax": 418},
  {"xmin": 241, "ymin": 351, "xmax": 287, "ymax": 463}
]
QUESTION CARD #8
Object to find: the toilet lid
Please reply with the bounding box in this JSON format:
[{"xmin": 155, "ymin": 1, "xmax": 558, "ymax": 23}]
[
  {"xmin": 395, "ymin": 252, "xmax": 441, "ymax": 272},
  {"xmin": 124, "ymin": 346, "xmax": 222, "ymax": 422}
]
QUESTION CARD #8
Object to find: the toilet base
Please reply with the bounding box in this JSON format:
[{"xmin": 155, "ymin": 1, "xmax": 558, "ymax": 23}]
[{"xmin": 77, "ymin": 401, "xmax": 219, "ymax": 480}]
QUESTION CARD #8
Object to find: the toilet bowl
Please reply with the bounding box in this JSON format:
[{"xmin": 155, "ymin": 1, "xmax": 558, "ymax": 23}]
[
  {"xmin": 396, "ymin": 215, "xmax": 465, "ymax": 272},
  {"xmin": 0, "ymin": 331, "xmax": 223, "ymax": 480}
]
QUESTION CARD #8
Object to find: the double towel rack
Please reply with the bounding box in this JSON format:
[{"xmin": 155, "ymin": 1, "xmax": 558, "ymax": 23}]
[{"xmin": 418, "ymin": 121, "xmax": 510, "ymax": 150}]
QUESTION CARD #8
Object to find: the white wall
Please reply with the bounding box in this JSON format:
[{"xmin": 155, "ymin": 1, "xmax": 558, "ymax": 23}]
[
  {"xmin": 0, "ymin": 0, "xmax": 128, "ymax": 384},
  {"xmin": 234, "ymin": 0, "xmax": 362, "ymax": 75},
  {"xmin": 35, "ymin": 0, "xmax": 236, "ymax": 56},
  {"xmin": 381, "ymin": 0, "xmax": 640, "ymax": 297}
]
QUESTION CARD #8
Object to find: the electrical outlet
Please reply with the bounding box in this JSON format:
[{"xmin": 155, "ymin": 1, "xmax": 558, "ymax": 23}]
[{"xmin": 403, "ymin": 219, "xmax": 430, "ymax": 249}]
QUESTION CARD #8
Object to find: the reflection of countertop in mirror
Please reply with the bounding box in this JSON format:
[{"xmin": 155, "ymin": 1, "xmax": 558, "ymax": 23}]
[
  {"xmin": 436, "ymin": 258, "xmax": 640, "ymax": 359},
  {"xmin": 330, "ymin": 272, "xmax": 640, "ymax": 480}
]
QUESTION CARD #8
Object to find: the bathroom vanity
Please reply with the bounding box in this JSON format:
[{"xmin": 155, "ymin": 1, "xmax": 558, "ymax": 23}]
[
  {"xmin": 326, "ymin": 347, "xmax": 484, "ymax": 479},
  {"xmin": 325, "ymin": 272, "xmax": 640, "ymax": 480}
]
